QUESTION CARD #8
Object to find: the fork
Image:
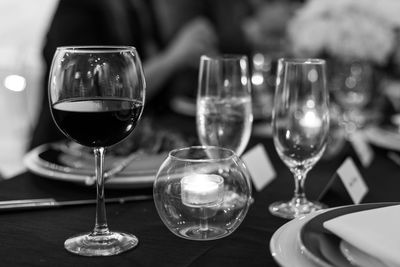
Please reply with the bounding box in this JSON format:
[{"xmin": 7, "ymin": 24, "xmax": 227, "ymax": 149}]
[{"xmin": 84, "ymin": 133, "xmax": 164, "ymax": 186}]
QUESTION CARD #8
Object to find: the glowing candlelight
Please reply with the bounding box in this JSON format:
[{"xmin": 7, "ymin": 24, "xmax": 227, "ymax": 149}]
[{"xmin": 181, "ymin": 174, "xmax": 224, "ymax": 207}]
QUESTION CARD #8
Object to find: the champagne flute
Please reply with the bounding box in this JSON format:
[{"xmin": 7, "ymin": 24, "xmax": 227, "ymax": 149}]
[
  {"xmin": 49, "ymin": 46, "xmax": 145, "ymax": 256},
  {"xmin": 269, "ymin": 58, "xmax": 329, "ymax": 219},
  {"xmin": 196, "ymin": 54, "xmax": 253, "ymax": 156}
]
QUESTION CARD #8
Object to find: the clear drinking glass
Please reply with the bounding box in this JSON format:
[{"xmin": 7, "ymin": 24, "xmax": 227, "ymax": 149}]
[
  {"xmin": 331, "ymin": 60, "xmax": 373, "ymax": 133},
  {"xmin": 153, "ymin": 146, "xmax": 252, "ymax": 240},
  {"xmin": 49, "ymin": 46, "xmax": 145, "ymax": 256},
  {"xmin": 269, "ymin": 58, "xmax": 330, "ymax": 219},
  {"xmin": 196, "ymin": 55, "xmax": 253, "ymax": 156}
]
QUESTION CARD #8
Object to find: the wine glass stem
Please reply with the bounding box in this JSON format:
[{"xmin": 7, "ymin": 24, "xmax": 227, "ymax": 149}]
[
  {"xmin": 199, "ymin": 207, "xmax": 209, "ymax": 232},
  {"xmin": 93, "ymin": 147, "xmax": 110, "ymax": 236},
  {"xmin": 293, "ymin": 172, "xmax": 306, "ymax": 203}
]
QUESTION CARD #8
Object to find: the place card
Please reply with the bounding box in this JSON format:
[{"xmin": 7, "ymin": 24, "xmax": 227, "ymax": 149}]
[
  {"xmin": 337, "ymin": 157, "xmax": 368, "ymax": 204},
  {"xmin": 319, "ymin": 157, "xmax": 368, "ymax": 206},
  {"xmin": 349, "ymin": 131, "xmax": 374, "ymax": 167},
  {"xmin": 242, "ymin": 144, "xmax": 276, "ymax": 191}
]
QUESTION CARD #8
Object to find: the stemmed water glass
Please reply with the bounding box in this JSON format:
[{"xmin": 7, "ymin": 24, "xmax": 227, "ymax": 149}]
[
  {"xmin": 49, "ymin": 46, "xmax": 145, "ymax": 256},
  {"xmin": 196, "ymin": 54, "xmax": 253, "ymax": 156},
  {"xmin": 331, "ymin": 60, "xmax": 373, "ymax": 133},
  {"xmin": 269, "ymin": 58, "xmax": 330, "ymax": 219}
]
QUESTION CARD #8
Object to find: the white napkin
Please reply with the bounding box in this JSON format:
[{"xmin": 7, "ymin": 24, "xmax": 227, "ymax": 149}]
[{"xmin": 323, "ymin": 205, "xmax": 400, "ymax": 267}]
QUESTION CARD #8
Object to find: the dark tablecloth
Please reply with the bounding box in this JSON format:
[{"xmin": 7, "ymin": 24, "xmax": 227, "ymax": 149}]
[{"xmin": 1, "ymin": 123, "xmax": 400, "ymax": 266}]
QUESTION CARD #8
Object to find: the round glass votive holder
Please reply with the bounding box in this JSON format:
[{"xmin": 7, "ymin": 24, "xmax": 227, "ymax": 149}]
[{"xmin": 153, "ymin": 146, "xmax": 252, "ymax": 241}]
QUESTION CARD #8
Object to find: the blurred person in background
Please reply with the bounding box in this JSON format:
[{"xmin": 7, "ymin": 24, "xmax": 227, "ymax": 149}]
[
  {"xmin": 29, "ymin": 0, "xmax": 256, "ymax": 149},
  {"xmin": 29, "ymin": 0, "xmax": 297, "ymax": 150},
  {"xmin": 243, "ymin": 0, "xmax": 301, "ymax": 56}
]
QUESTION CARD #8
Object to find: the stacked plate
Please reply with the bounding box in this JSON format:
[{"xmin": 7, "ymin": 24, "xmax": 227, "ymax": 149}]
[
  {"xmin": 270, "ymin": 203, "xmax": 398, "ymax": 267},
  {"xmin": 24, "ymin": 142, "xmax": 166, "ymax": 189},
  {"xmin": 364, "ymin": 126, "xmax": 400, "ymax": 151}
]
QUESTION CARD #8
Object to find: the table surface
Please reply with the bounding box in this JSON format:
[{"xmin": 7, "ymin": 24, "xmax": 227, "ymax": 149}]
[{"xmin": 2, "ymin": 116, "xmax": 400, "ymax": 266}]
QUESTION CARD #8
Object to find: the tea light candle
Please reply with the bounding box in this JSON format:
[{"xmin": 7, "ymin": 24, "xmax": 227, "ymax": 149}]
[{"xmin": 181, "ymin": 174, "xmax": 224, "ymax": 207}]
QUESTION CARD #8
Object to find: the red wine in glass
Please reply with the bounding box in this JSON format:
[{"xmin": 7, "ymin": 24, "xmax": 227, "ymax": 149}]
[
  {"xmin": 52, "ymin": 98, "xmax": 143, "ymax": 147},
  {"xmin": 49, "ymin": 46, "xmax": 146, "ymax": 256}
]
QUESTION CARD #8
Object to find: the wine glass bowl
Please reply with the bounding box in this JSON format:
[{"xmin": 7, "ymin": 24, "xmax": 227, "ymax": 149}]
[
  {"xmin": 196, "ymin": 54, "xmax": 253, "ymax": 156},
  {"xmin": 269, "ymin": 58, "xmax": 330, "ymax": 219},
  {"xmin": 49, "ymin": 46, "xmax": 145, "ymax": 256},
  {"xmin": 51, "ymin": 99, "xmax": 143, "ymax": 148},
  {"xmin": 153, "ymin": 146, "xmax": 252, "ymax": 241},
  {"xmin": 330, "ymin": 60, "xmax": 373, "ymax": 132}
]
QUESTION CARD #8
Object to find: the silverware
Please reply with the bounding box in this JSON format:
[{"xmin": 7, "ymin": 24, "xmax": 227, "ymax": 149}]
[
  {"xmin": 105, "ymin": 133, "xmax": 164, "ymax": 178},
  {"xmin": 74, "ymin": 134, "xmax": 164, "ymax": 186},
  {"xmin": 0, "ymin": 195, "xmax": 153, "ymax": 211},
  {"xmin": 388, "ymin": 152, "xmax": 400, "ymax": 167},
  {"xmin": 84, "ymin": 152, "xmax": 143, "ymax": 186}
]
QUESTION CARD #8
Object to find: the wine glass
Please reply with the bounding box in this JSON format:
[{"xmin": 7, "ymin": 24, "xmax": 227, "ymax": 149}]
[
  {"xmin": 196, "ymin": 54, "xmax": 253, "ymax": 156},
  {"xmin": 269, "ymin": 58, "xmax": 330, "ymax": 219},
  {"xmin": 330, "ymin": 60, "xmax": 373, "ymax": 133},
  {"xmin": 49, "ymin": 46, "xmax": 145, "ymax": 256}
]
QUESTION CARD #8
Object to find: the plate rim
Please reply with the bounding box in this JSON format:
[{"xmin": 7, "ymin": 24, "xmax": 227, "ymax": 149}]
[
  {"xmin": 364, "ymin": 126, "xmax": 400, "ymax": 151},
  {"xmin": 298, "ymin": 202, "xmax": 399, "ymax": 267},
  {"xmin": 270, "ymin": 210, "xmax": 323, "ymax": 267},
  {"xmin": 23, "ymin": 142, "xmax": 159, "ymax": 188}
]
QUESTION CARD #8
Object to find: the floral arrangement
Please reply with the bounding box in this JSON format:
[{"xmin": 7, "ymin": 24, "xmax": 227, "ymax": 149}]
[{"xmin": 288, "ymin": 0, "xmax": 400, "ymax": 65}]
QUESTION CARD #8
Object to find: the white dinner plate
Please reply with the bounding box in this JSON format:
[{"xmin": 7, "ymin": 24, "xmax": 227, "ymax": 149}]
[
  {"xmin": 24, "ymin": 142, "xmax": 166, "ymax": 189},
  {"xmin": 299, "ymin": 203, "xmax": 398, "ymax": 267},
  {"xmin": 252, "ymin": 122, "xmax": 273, "ymax": 137},
  {"xmin": 170, "ymin": 95, "xmax": 272, "ymax": 121},
  {"xmin": 270, "ymin": 203, "xmax": 397, "ymax": 267},
  {"xmin": 364, "ymin": 126, "xmax": 400, "ymax": 151},
  {"xmin": 170, "ymin": 96, "xmax": 196, "ymax": 117},
  {"xmin": 270, "ymin": 211, "xmax": 324, "ymax": 267}
]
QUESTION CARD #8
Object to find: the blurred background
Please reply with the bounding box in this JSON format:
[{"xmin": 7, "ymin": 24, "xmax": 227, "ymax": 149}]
[
  {"xmin": 2, "ymin": 0, "xmax": 400, "ymax": 178},
  {"xmin": 0, "ymin": 0, "xmax": 57, "ymax": 177}
]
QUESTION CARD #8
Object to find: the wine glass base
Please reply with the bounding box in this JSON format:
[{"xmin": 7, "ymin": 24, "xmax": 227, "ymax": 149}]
[
  {"xmin": 64, "ymin": 231, "xmax": 138, "ymax": 256},
  {"xmin": 179, "ymin": 225, "xmax": 227, "ymax": 240},
  {"xmin": 269, "ymin": 200, "xmax": 326, "ymax": 219}
]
